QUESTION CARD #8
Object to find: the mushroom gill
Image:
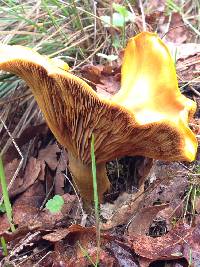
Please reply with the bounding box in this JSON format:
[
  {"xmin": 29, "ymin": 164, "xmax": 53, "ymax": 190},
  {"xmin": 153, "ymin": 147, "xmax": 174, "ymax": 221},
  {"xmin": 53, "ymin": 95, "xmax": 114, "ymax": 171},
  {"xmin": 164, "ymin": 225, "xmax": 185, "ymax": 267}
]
[{"xmin": 0, "ymin": 32, "xmax": 197, "ymax": 204}]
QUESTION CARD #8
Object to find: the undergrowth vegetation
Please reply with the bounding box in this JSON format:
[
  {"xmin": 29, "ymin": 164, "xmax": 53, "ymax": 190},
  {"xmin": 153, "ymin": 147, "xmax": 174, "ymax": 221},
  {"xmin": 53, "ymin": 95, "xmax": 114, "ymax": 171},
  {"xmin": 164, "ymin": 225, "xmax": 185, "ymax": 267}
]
[{"xmin": 0, "ymin": 0, "xmax": 199, "ymax": 97}]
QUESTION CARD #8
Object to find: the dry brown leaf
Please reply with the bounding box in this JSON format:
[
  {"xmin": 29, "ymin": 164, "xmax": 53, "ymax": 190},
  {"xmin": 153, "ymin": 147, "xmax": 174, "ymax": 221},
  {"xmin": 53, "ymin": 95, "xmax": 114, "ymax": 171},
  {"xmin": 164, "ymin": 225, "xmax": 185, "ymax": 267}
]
[
  {"xmin": 145, "ymin": 11, "xmax": 164, "ymax": 29},
  {"xmin": 2, "ymin": 157, "xmax": 45, "ymax": 199},
  {"xmin": 144, "ymin": 161, "xmax": 189, "ymax": 206},
  {"xmin": 166, "ymin": 12, "xmax": 191, "ymax": 44},
  {"xmin": 61, "ymin": 193, "xmax": 77, "ymax": 215},
  {"xmin": 96, "ymin": 75, "xmax": 120, "ymax": 99},
  {"xmin": 128, "ymin": 222, "xmax": 200, "ymax": 265},
  {"xmin": 103, "ymin": 160, "xmax": 189, "ymax": 232},
  {"xmin": 81, "ymin": 63, "xmax": 121, "ymax": 99},
  {"xmin": 81, "ymin": 64, "xmax": 103, "ymax": 84},
  {"xmin": 13, "ymin": 204, "xmax": 39, "ymax": 226},
  {"xmin": 101, "ymin": 192, "xmax": 132, "ymax": 220},
  {"xmin": 176, "ymin": 53, "xmax": 200, "ymax": 84},
  {"xmin": 101, "ymin": 190, "xmax": 144, "ymax": 230},
  {"xmin": 54, "ymin": 172, "xmax": 65, "ymax": 195},
  {"xmin": 2, "ymin": 158, "xmax": 22, "ymax": 198},
  {"xmin": 0, "ymin": 181, "xmax": 45, "ymax": 233},
  {"xmin": 13, "ymin": 181, "xmax": 45, "ymax": 226},
  {"xmin": 183, "ymin": 223, "xmax": 200, "ymax": 265},
  {"xmin": 18, "ymin": 193, "xmax": 76, "ymax": 230},
  {"xmin": 167, "ymin": 41, "xmax": 200, "ymax": 85},
  {"xmin": 11, "ymin": 157, "xmax": 45, "ymax": 197},
  {"xmin": 43, "ymin": 227, "xmax": 70, "ymax": 242},
  {"xmin": 54, "ymin": 150, "xmax": 68, "ymax": 195},
  {"xmin": 129, "ymin": 223, "xmax": 189, "ymax": 262},
  {"xmin": 38, "ymin": 143, "xmax": 61, "ymax": 170},
  {"xmin": 43, "ymin": 224, "xmax": 139, "ymax": 267},
  {"xmin": 68, "ymin": 248, "xmax": 116, "ymax": 267},
  {"xmin": 104, "ymin": 240, "xmax": 139, "ymax": 267},
  {"xmin": 167, "ymin": 42, "xmax": 200, "ymax": 60},
  {"xmin": 76, "ymin": 232, "xmax": 139, "ymax": 267},
  {"xmin": 101, "ymin": 157, "xmax": 153, "ymax": 229},
  {"xmin": 128, "ymin": 204, "xmax": 169, "ymax": 235},
  {"xmin": 2, "ymin": 123, "xmax": 48, "ymax": 164},
  {"xmin": 0, "ymin": 182, "xmax": 74, "ymax": 233}
]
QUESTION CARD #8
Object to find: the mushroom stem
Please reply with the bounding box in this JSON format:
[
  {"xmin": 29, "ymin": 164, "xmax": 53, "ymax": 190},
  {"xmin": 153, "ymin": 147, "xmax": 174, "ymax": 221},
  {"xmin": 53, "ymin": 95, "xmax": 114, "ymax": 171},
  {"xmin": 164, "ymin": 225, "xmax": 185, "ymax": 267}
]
[{"xmin": 67, "ymin": 152, "xmax": 110, "ymax": 204}]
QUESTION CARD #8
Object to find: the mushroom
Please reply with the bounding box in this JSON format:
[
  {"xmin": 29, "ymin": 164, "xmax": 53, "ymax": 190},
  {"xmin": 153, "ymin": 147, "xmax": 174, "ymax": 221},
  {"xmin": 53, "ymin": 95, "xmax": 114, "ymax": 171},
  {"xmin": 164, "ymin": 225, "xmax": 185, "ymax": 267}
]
[{"xmin": 0, "ymin": 32, "xmax": 197, "ymax": 204}]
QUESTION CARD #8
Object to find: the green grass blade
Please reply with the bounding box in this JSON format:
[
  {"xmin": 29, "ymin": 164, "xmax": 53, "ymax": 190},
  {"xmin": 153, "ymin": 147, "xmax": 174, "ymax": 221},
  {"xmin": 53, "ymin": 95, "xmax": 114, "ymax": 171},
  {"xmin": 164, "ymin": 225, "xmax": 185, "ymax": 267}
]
[
  {"xmin": 91, "ymin": 135, "xmax": 98, "ymax": 214},
  {"xmin": 91, "ymin": 134, "xmax": 100, "ymax": 266},
  {"xmin": 78, "ymin": 242, "xmax": 96, "ymax": 266},
  {"xmin": 0, "ymin": 156, "xmax": 15, "ymax": 232},
  {"xmin": 0, "ymin": 236, "xmax": 8, "ymax": 256}
]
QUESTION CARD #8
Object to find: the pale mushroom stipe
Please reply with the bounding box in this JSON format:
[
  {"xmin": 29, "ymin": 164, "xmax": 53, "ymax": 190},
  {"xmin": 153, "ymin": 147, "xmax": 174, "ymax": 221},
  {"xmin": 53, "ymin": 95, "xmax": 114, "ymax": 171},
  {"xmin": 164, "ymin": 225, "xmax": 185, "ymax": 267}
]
[{"xmin": 0, "ymin": 32, "xmax": 197, "ymax": 204}]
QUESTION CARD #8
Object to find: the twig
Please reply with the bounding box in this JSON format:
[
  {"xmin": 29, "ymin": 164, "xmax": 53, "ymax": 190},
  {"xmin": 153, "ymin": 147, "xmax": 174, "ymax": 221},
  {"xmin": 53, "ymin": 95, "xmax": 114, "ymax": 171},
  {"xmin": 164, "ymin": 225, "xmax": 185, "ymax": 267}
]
[
  {"xmin": 0, "ymin": 118, "xmax": 24, "ymax": 205},
  {"xmin": 138, "ymin": 0, "xmax": 146, "ymax": 31}
]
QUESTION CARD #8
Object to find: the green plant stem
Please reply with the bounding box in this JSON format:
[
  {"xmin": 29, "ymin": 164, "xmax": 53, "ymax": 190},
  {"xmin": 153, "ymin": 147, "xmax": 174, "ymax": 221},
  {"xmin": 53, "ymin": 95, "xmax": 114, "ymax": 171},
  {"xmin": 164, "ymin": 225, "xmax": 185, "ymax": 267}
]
[
  {"xmin": 0, "ymin": 236, "xmax": 8, "ymax": 256},
  {"xmin": 78, "ymin": 242, "xmax": 96, "ymax": 266},
  {"xmin": 0, "ymin": 156, "xmax": 15, "ymax": 232},
  {"xmin": 91, "ymin": 134, "xmax": 100, "ymax": 266}
]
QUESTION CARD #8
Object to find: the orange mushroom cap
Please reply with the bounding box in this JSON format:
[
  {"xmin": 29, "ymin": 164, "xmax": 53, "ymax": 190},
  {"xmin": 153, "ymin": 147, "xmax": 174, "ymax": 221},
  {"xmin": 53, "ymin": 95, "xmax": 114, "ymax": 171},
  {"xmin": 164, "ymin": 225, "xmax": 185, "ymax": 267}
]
[
  {"xmin": 113, "ymin": 32, "xmax": 197, "ymax": 161},
  {"xmin": 0, "ymin": 32, "xmax": 197, "ymax": 203}
]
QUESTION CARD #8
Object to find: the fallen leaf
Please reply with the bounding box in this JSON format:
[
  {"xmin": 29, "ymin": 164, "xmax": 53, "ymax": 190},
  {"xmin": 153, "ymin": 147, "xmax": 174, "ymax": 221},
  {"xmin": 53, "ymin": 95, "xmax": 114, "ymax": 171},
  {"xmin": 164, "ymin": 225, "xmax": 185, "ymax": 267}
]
[
  {"xmin": 176, "ymin": 53, "xmax": 200, "ymax": 85},
  {"xmin": 16, "ymin": 193, "xmax": 76, "ymax": 230},
  {"xmin": 166, "ymin": 12, "xmax": 191, "ymax": 44},
  {"xmin": 68, "ymin": 248, "xmax": 116, "ymax": 267},
  {"xmin": 0, "ymin": 183, "xmax": 77, "ymax": 234},
  {"xmin": 6, "ymin": 192, "xmax": 76, "ymax": 232},
  {"xmin": 38, "ymin": 143, "xmax": 61, "ymax": 171},
  {"xmin": 96, "ymin": 74, "xmax": 120, "ymax": 98},
  {"xmin": 54, "ymin": 150, "xmax": 68, "ymax": 195},
  {"xmin": 129, "ymin": 235, "xmax": 182, "ymax": 262},
  {"xmin": 43, "ymin": 224, "xmax": 139, "ymax": 267},
  {"xmin": 128, "ymin": 222, "xmax": 194, "ymax": 264},
  {"xmin": 61, "ymin": 193, "xmax": 77, "ymax": 215},
  {"xmin": 101, "ymin": 190, "xmax": 144, "ymax": 230},
  {"xmin": 105, "ymin": 240, "xmax": 139, "ymax": 267},
  {"xmin": 0, "ymin": 181, "xmax": 45, "ymax": 233},
  {"xmin": 13, "ymin": 181, "xmax": 45, "ymax": 226},
  {"xmin": 81, "ymin": 64, "xmax": 103, "ymax": 84},
  {"xmin": 2, "ymin": 123, "xmax": 48, "ymax": 164},
  {"xmin": 144, "ymin": 161, "xmax": 189, "ymax": 206},
  {"xmin": 2, "ymin": 158, "xmax": 21, "ymax": 198},
  {"xmin": 145, "ymin": 11, "xmax": 164, "ymax": 29},
  {"xmin": 11, "ymin": 157, "xmax": 45, "ymax": 197},
  {"xmin": 0, "ymin": 215, "xmax": 10, "ymax": 235},
  {"xmin": 167, "ymin": 42, "xmax": 200, "ymax": 61},
  {"xmin": 128, "ymin": 204, "xmax": 169, "ymax": 235},
  {"xmin": 101, "ymin": 192, "xmax": 131, "ymax": 220},
  {"xmin": 183, "ymin": 223, "xmax": 200, "ymax": 266},
  {"xmin": 81, "ymin": 63, "xmax": 121, "ymax": 99},
  {"xmin": 2, "ymin": 157, "xmax": 45, "ymax": 199},
  {"xmin": 43, "ymin": 227, "xmax": 70, "ymax": 242},
  {"xmin": 102, "ymin": 156, "xmax": 154, "ymax": 227}
]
